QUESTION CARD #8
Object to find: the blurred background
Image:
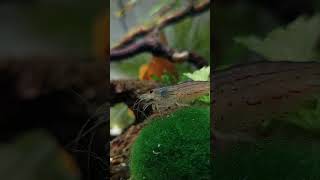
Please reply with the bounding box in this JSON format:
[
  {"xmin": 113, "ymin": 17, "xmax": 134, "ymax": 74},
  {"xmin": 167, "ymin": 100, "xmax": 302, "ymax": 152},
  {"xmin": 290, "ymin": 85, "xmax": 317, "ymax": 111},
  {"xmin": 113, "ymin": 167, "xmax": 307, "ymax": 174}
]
[
  {"xmin": 214, "ymin": 0, "xmax": 320, "ymax": 179},
  {"xmin": 0, "ymin": 1, "xmax": 107, "ymax": 180},
  {"xmin": 214, "ymin": 0, "xmax": 320, "ymax": 66}
]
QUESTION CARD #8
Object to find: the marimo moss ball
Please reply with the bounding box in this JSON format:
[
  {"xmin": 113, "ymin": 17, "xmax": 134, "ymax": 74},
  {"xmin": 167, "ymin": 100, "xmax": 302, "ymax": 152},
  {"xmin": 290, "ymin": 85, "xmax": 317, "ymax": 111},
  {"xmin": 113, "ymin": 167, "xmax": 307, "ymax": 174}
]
[
  {"xmin": 213, "ymin": 140, "xmax": 320, "ymax": 180},
  {"xmin": 130, "ymin": 107, "xmax": 211, "ymax": 180}
]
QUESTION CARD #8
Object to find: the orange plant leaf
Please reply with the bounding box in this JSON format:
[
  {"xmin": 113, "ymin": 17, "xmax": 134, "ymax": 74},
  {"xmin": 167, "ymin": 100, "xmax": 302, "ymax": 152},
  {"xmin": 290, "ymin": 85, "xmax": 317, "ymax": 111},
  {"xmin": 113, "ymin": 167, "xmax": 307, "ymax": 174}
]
[
  {"xmin": 139, "ymin": 64, "xmax": 149, "ymax": 80},
  {"xmin": 139, "ymin": 32, "xmax": 177, "ymax": 80}
]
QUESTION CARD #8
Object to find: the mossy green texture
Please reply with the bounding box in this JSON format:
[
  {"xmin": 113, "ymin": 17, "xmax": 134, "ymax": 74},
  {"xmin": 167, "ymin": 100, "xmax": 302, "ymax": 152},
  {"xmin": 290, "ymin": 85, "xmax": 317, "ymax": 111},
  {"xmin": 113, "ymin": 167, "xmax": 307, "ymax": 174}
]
[
  {"xmin": 130, "ymin": 107, "xmax": 211, "ymax": 180},
  {"xmin": 213, "ymin": 140, "xmax": 320, "ymax": 180}
]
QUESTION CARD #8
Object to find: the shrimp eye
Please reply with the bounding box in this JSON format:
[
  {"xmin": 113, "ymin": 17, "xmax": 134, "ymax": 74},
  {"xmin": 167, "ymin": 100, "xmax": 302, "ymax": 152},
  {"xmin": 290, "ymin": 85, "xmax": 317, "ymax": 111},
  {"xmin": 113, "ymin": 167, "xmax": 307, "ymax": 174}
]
[{"xmin": 149, "ymin": 90, "xmax": 153, "ymax": 93}]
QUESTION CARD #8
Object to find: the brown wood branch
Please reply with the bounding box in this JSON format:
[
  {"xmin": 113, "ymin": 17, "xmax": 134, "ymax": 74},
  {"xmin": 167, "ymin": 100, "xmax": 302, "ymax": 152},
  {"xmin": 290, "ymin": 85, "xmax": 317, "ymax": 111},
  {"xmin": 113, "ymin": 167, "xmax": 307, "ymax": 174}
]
[
  {"xmin": 109, "ymin": 79, "xmax": 160, "ymax": 105},
  {"xmin": 112, "ymin": 0, "xmax": 210, "ymax": 50},
  {"xmin": 110, "ymin": 36, "xmax": 208, "ymax": 68}
]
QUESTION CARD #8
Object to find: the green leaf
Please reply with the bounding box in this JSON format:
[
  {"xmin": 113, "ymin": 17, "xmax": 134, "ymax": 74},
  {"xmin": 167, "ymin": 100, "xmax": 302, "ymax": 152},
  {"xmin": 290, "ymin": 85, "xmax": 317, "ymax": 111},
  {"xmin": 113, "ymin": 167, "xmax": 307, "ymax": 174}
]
[
  {"xmin": 183, "ymin": 66, "xmax": 210, "ymax": 81},
  {"xmin": 159, "ymin": 72, "xmax": 176, "ymax": 85},
  {"xmin": 183, "ymin": 66, "xmax": 210, "ymax": 104},
  {"xmin": 235, "ymin": 14, "xmax": 320, "ymax": 61},
  {"xmin": 150, "ymin": 74, "xmax": 161, "ymax": 82},
  {"xmin": 150, "ymin": 73, "xmax": 176, "ymax": 86}
]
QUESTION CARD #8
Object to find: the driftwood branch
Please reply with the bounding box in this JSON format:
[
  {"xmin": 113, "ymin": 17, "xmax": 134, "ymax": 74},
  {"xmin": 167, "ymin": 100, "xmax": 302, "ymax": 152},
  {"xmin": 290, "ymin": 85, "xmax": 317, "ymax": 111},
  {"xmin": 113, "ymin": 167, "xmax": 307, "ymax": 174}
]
[
  {"xmin": 110, "ymin": 35, "xmax": 208, "ymax": 68},
  {"xmin": 110, "ymin": 79, "xmax": 160, "ymax": 105}
]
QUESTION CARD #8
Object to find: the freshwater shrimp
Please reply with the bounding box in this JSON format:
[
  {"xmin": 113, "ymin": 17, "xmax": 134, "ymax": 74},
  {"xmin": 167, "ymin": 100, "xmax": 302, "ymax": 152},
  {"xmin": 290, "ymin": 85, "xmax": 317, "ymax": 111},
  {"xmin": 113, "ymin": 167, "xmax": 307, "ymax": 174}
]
[{"xmin": 135, "ymin": 81, "xmax": 210, "ymax": 113}]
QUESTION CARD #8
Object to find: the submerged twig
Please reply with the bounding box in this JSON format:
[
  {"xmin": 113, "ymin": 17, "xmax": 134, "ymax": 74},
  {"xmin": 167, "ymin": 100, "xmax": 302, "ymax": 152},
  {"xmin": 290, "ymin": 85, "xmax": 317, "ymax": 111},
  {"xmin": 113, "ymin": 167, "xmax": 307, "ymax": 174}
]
[{"xmin": 110, "ymin": 34, "xmax": 208, "ymax": 68}]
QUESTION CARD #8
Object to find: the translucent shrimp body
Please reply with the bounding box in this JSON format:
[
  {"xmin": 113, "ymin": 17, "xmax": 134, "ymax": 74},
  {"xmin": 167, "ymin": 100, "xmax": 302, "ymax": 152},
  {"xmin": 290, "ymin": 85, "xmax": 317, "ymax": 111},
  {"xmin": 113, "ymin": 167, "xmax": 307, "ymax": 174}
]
[{"xmin": 136, "ymin": 81, "xmax": 210, "ymax": 112}]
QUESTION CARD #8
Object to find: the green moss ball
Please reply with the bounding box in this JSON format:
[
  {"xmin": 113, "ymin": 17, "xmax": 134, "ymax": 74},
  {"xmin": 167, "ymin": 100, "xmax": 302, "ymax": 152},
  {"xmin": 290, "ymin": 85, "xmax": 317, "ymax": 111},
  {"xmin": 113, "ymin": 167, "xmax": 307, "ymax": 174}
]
[{"xmin": 130, "ymin": 107, "xmax": 211, "ymax": 180}]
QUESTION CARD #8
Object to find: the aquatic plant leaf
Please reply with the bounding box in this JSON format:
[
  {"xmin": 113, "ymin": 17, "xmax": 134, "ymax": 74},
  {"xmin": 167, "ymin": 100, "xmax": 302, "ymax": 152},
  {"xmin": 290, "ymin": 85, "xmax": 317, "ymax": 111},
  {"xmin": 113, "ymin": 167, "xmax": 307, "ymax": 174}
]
[
  {"xmin": 183, "ymin": 66, "xmax": 210, "ymax": 81},
  {"xmin": 235, "ymin": 14, "xmax": 320, "ymax": 61},
  {"xmin": 183, "ymin": 66, "xmax": 210, "ymax": 104}
]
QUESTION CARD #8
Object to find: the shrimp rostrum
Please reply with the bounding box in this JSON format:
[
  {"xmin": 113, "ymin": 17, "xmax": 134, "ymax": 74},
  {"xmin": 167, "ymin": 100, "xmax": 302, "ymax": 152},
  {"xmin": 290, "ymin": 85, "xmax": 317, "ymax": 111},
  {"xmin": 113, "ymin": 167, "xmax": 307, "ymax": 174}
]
[{"xmin": 135, "ymin": 81, "xmax": 210, "ymax": 113}]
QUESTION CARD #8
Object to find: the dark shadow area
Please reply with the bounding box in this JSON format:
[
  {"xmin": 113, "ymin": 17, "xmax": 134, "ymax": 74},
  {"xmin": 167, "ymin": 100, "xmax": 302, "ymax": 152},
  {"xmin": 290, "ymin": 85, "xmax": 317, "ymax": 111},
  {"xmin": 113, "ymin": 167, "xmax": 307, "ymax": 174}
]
[{"xmin": 0, "ymin": 1, "xmax": 108, "ymax": 180}]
